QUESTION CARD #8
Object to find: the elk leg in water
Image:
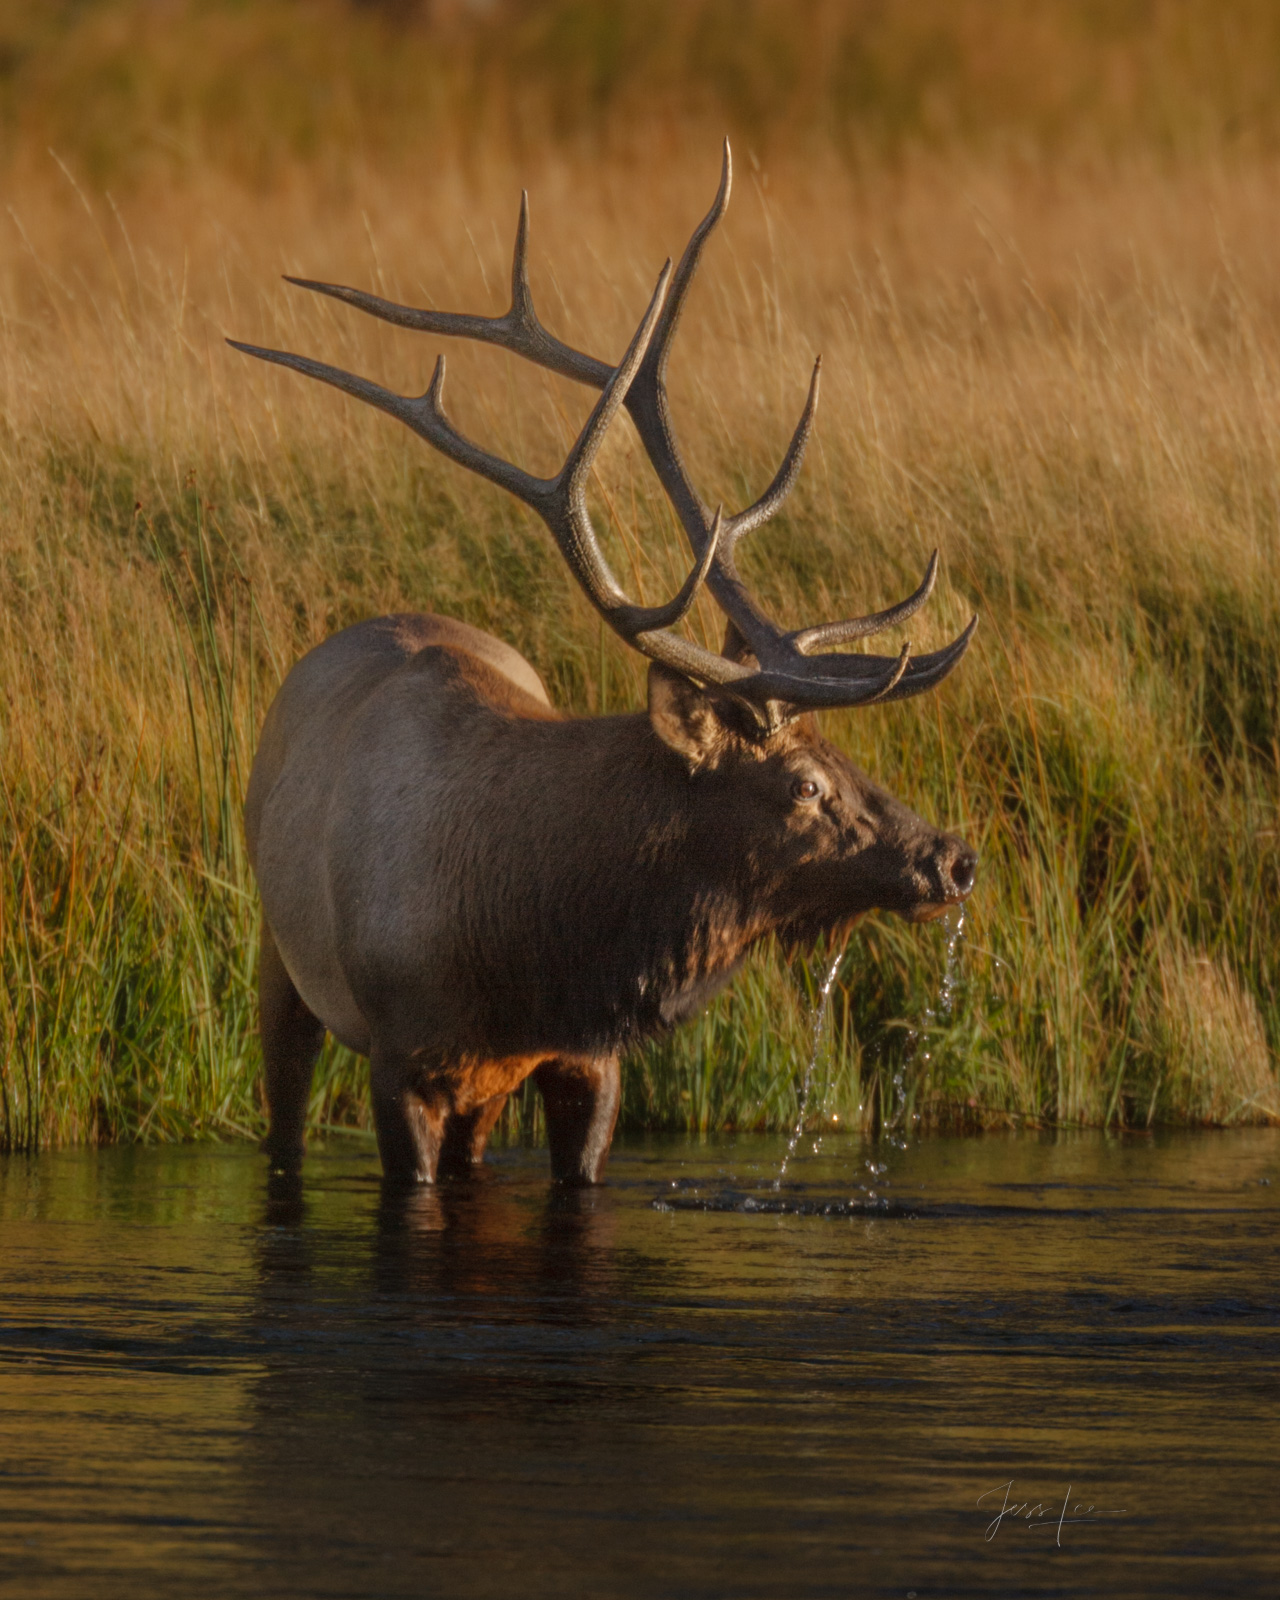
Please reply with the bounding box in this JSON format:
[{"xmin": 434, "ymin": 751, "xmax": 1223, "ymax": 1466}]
[
  {"xmin": 534, "ymin": 1055, "xmax": 621, "ymax": 1186},
  {"xmin": 259, "ymin": 918, "xmax": 326, "ymax": 1172},
  {"xmin": 370, "ymin": 1050, "xmax": 450, "ymax": 1184},
  {"xmin": 436, "ymin": 1094, "xmax": 511, "ymax": 1179}
]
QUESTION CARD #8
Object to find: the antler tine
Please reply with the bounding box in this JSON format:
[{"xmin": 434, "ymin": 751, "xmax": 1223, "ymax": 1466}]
[
  {"xmin": 544, "ymin": 259, "xmax": 689, "ymax": 624},
  {"xmin": 510, "ymin": 191, "xmax": 536, "ymax": 322},
  {"xmin": 788, "ymin": 550, "xmax": 939, "ymax": 654},
  {"xmin": 635, "ymin": 505, "xmax": 728, "ymax": 639},
  {"xmin": 867, "ymin": 613, "xmax": 979, "ymax": 704},
  {"xmin": 226, "ymin": 339, "xmax": 547, "ymax": 507},
  {"xmin": 865, "ymin": 641, "xmax": 914, "ymax": 702},
  {"xmin": 721, "ymin": 357, "xmax": 822, "ymax": 561},
  {"xmin": 731, "ymin": 615, "xmax": 977, "ymax": 714},
  {"xmin": 740, "ymin": 645, "xmax": 909, "ymax": 712},
  {"xmin": 699, "ymin": 356, "xmax": 822, "ymax": 671},
  {"xmin": 642, "ymin": 138, "xmax": 732, "ymax": 389},
  {"xmin": 283, "ymin": 189, "xmax": 610, "ymax": 391},
  {"xmin": 541, "ymin": 306, "xmax": 735, "ymax": 651}
]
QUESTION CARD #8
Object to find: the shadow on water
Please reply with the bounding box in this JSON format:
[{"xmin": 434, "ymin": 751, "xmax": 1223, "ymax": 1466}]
[{"xmin": 1, "ymin": 1130, "xmax": 1278, "ymax": 1598}]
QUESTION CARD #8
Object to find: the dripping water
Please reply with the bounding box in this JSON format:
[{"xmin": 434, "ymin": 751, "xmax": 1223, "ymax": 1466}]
[
  {"xmin": 860, "ymin": 907, "xmax": 967, "ymax": 1200},
  {"xmin": 889, "ymin": 905, "xmax": 967, "ymax": 1146},
  {"xmin": 670, "ymin": 909, "xmax": 973, "ymax": 1211},
  {"xmin": 775, "ymin": 943, "xmax": 847, "ymax": 1186}
]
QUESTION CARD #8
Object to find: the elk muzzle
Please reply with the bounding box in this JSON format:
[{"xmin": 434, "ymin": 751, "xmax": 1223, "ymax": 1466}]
[{"xmin": 903, "ymin": 831, "xmax": 978, "ymax": 922}]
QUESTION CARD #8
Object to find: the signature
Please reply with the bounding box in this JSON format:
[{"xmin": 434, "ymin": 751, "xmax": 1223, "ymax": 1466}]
[{"xmin": 977, "ymin": 1481, "xmax": 1128, "ymax": 1546}]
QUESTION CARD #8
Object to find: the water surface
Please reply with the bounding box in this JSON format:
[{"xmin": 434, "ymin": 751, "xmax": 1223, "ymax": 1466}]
[{"xmin": 1, "ymin": 1130, "xmax": 1277, "ymax": 1598}]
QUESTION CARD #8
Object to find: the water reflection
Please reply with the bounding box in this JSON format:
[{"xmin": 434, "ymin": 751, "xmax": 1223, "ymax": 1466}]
[
  {"xmin": 1, "ymin": 1132, "xmax": 1277, "ymax": 1598},
  {"xmin": 369, "ymin": 1174, "xmax": 625, "ymax": 1308}
]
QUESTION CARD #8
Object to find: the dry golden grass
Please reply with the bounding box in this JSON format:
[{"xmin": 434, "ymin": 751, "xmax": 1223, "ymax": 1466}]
[
  {"xmin": 2, "ymin": 7, "xmax": 1280, "ymax": 1144},
  {"xmin": 1137, "ymin": 936, "xmax": 1277, "ymax": 1125}
]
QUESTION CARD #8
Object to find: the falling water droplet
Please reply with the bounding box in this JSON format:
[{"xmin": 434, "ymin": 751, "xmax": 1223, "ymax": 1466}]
[
  {"xmin": 891, "ymin": 906, "xmax": 968, "ymax": 1150},
  {"xmin": 776, "ymin": 944, "xmax": 846, "ymax": 1187},
  {"xmin": 937, "ymin": 905, "xmax": 966, "ymax": 1023}
]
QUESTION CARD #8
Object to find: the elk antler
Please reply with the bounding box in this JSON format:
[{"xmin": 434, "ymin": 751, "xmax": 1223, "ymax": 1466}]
[
  {"xmin": 232, "ymin": 144, "xmax": 976, "ymax": 731},
  {"xmin": 231, "ymin": 265, "xmax": 725, "ymax": 672}
]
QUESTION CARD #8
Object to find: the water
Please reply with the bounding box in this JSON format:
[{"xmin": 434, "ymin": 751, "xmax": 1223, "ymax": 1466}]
[
  {"xmin": 894, "ymin": 905, "xmax": 968, "ymax": 1141},
  {"xmin": 776, "ymin": 943, "xmax": 847, "ymax": 1185},
  {"xmin": 1, "ymin": 1132, "xmax": 1277, "ymax": 1599},
  {"xmin": 775, "ymin": 908, "xmax": 966, "ymax": 1205}
]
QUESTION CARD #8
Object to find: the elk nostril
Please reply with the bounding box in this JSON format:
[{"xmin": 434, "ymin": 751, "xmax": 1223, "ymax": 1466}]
[{"xmin": 949, "ymin": 849, "xmax": 977, "ymax": 896}]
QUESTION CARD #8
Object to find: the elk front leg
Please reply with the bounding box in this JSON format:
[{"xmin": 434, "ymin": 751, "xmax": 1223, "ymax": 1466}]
[
  {"xmin": 259, "ymin": 918, "xmax": 326, "ymax": 1172},
  {"xmin": 534, "ymin": 1055, "xmax": 621, "ymax": 1186}
]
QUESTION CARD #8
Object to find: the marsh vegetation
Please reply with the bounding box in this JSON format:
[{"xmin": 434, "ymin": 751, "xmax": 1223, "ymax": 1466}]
[{"xmin": 2, "ymin": 0, "xmax": 1279, "ymax": 1149}]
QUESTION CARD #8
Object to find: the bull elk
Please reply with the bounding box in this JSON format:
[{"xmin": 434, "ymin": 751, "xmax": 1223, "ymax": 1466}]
[{"xmin": 231, "ymin": 145, "xmax": 977, "ymax": 1187}]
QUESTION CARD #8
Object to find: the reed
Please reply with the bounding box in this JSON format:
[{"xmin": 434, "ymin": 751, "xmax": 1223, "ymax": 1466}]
[{"xmin": 2, "ymin": 3, "xmax": 1279, "ymax": 1149}]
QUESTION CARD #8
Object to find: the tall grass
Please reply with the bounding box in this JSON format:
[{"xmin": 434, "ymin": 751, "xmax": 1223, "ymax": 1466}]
[{"xmin": 2, "ymin": 5, "xmax": 1279, "ymax": 1149}]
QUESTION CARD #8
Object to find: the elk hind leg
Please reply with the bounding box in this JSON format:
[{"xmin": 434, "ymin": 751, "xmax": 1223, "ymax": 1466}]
[
  {"xmin": 370, "ymin": 1050, "xmax": 450, "ymax": 1185},
  {"xmin": 534, "ymin": 1055, "xmax": 621, "ymax": 1186},
  {"xmin": 259, "ymin": 918, "xmax": 326, "ymax": 1173},
  {"xmin": 435, "ymin": 1093, "xmax": 510, "ymax": 1180}
]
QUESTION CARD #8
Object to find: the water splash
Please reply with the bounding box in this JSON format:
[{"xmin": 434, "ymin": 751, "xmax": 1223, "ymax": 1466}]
[
  {"xmin": 938, "ymin": 905, "xmax": 967, "ymax": 1015},
  {"xmin": 775, "ymin": 944, "xmax": 847, "ymax": 1186},
  {"xmin": 893, "ymin": 906, "xmax": 967, "ymax": 1145}
]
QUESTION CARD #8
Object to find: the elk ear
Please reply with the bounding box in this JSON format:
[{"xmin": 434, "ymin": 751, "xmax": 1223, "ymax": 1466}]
[{"xmin": 647, "ymin": 662, "xmax": 735, "ymax": 771}]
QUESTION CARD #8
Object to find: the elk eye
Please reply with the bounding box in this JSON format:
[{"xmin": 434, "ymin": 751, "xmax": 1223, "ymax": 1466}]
[{"xmin": 793, "ymin": 778, "xmax": 821, "ymax": 802}]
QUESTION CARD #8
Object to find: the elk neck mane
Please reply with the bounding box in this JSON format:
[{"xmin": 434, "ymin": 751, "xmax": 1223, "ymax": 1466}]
[{"xmin": 414, "ymin": 660, "xmax": 773, "ymax": 1053}]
